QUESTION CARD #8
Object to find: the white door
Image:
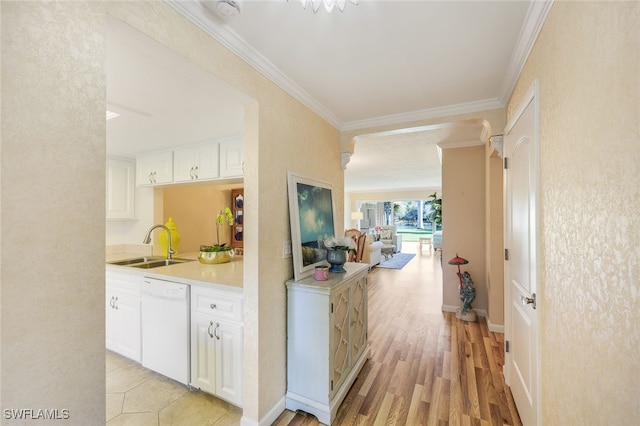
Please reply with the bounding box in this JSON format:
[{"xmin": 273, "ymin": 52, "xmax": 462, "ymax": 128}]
[{"xmin": 504, "ymin": 80, "xmax": 540, "ymax": 425}]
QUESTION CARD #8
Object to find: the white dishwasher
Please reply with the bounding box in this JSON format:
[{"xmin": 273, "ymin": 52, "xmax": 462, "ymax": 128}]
[{"xmin": 141, "ymin": 277, "xmax": 190, "ymax": 385}]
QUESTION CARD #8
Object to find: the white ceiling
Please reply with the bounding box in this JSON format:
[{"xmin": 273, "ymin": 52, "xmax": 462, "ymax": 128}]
[{"xmin": 108, "ymin": 1, "xmax": 548, "ymax": 192}]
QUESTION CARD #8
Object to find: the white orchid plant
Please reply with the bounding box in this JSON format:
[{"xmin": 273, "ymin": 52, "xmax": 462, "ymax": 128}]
[
  {"xmin": 323, "ymin": 235, "xmax": 357, "ymax": 256},
  {"xmin": 201, "ymin": 207, "xmax": 234, "ymax": 252}
]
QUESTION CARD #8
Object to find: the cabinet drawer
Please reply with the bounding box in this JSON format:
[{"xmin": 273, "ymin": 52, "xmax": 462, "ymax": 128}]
[
  {"xmin": 106, "ymin": 270, "xmax": 140, "ymax": 297},
  {"xmin": 192, "ymin": 287, "xmax": 243, "ymax": 322}
]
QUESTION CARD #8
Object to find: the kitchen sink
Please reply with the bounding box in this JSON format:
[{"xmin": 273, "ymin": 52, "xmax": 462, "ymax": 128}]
[
  {"xmin": 109, "ymin": 257, "xmax": 150, "ymax": 266},
  {"xmin": 108, "ymin": 257, "xmax": 193, "ymax": 268},
  {"xmin": 131, "ymin": 259, "xmax": 192, "ymax": 269}
]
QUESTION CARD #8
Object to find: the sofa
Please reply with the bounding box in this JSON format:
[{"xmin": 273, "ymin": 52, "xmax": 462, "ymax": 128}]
[
  {"xmin": 379, "ymin": 225, "xmax": 402, "ymax": 253},
  {"xmin": 361, "ymin": 234, "xmax": 383, "ymax": 267}
]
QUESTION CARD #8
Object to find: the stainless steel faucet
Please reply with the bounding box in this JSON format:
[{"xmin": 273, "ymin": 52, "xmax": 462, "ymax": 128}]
[{"xmin": 143, "ymin": 225, "xmax": 174, "ymax": 259}]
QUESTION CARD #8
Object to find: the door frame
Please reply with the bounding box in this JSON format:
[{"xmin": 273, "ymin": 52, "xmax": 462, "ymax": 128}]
[{"xmin": 503, "ymin": 78, "xmax": 542, "ymax": 425}]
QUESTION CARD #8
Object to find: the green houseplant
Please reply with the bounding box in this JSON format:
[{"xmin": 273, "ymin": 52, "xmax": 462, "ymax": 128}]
[{"xmin": 426, "ymin": 192, "xmax": 442, "ymax": 230}]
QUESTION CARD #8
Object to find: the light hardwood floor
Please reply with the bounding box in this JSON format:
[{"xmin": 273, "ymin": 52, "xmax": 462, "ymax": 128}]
[{"xmin": 275, "ymin": 242, "xmax": 522, "ymax": 425}]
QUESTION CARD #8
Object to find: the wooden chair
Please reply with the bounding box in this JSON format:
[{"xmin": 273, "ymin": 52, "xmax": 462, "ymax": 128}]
[
  {"xmin": 344, "ymin": 228, "xmax": 363, "ymax": 262},
  {"xmin": 344, "ymin": 228, "xmax": 361, "ymax": 240},
  {"xmin": 354, "ymin": 233, "xmax": 366, "ymax": 263}
]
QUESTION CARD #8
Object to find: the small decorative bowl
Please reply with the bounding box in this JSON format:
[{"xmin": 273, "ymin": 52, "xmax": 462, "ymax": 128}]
[{"xmin": 198, "ymin": 249, "xmax": 235, "ymax": 264}]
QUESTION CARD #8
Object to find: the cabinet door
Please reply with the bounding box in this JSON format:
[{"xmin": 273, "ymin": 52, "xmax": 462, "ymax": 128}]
[
  {"xmin": 216, "ymin": 321, "xmax": 243, "ymax": 406},
  {"xmin": 106, "ymin": 157, "xmax": 135, "ymax": 219},
  {"xmin": 105, "ymin": 290, "xmax": 117, "ymax": 351},
  {"xmin": 329, "ymin": 285, "xmax": 351, "ymax": 398},
  {"xmin": 105, "ymin": 287, "xmax": 141, "ymax": 362},
  {"xmin": 106, "ymin": 271, "xmax": 141, "ymax": 361},
  {"xmin": 174, "ymin": 143, "xmax": 220, "ymax": 182},
  {"xmin": 350, "ymin": 276, "xmax": 367, "ymax": 363},
  {"xmin": 195, "ymin": 142, "xmax": 220, "ymax": 180},
  {"xmin": 173, "ymin": 147, "xmax": 197, "ymax": 182},
  {"xmin": 116, "ymin": 291, "xmax": 142, "ymax": 362},
  {"xmin": 191, "ymin": 313, "xmax": 217, "ymax": 394},
  {"xmin": 219, "ymin": 139, "xmax": 244, "ymax": 178},
  {"xmin": 136, "ymin": 151, "xmax": 173, "ymax": 186}
]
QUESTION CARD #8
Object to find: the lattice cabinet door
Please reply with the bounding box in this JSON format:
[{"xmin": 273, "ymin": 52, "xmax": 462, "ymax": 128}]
[
  {"xmin": 329, "ymin": 285, "xmax": 351, "ymax": 399},
  {"xmin": 350, "ymin": 276, "xmax": 367, "ymax": 364}
]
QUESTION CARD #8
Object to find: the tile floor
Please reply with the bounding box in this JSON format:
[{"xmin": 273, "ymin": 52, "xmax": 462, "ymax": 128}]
[{"xmin": 106, "ymin": 351, "xmax": 242, "ymax": 425}]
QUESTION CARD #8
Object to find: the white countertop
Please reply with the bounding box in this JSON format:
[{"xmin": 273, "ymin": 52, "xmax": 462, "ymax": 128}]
[{"xmin": 106, "ymin": 250, "xmax": 243, "ymax": 293}]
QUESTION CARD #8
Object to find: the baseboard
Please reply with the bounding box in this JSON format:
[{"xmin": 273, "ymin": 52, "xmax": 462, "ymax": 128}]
[
  {"xmin": 240, "ymin": 396, "xmax": 285, "ymax": 426},
  {"xmin": 441, "ymin": 305, "xmax": 487, "ymax": 317},
  {"xmin": 487, "ymin": 318, "xmax": 505, "ymax": 333}
]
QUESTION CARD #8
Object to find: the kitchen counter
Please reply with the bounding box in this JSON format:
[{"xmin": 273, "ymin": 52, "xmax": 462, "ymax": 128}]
[{"xmin": 106, "ymin": 250, "xmax": 243, "ymax": 293}]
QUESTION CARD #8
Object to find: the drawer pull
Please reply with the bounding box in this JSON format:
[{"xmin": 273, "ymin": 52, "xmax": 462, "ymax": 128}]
[{"xmin": 210, "ymin": 303, "xmax": 217, "ymax": 310}]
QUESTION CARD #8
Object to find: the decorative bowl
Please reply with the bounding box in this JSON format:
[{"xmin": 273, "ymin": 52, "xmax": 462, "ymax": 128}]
[{"xmin": 198, "ymin": 249, "xmax": 235, "ymax": 264}]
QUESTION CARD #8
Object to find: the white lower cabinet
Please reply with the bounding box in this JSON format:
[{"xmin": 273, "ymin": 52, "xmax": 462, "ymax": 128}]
[
  {"xmin": 105, "ymin": 270, "xmax": 141, "ymax": 362},
  {"xmin": 285, "ymin": 263, "xmax": 370, "ymax": 425},
  {"xmin": 190, "ymin": 286, "xmax": 243, "ymax": 407}
]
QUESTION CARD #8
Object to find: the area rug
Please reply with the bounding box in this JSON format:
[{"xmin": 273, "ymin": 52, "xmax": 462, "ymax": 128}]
[{"xmin": 377, "ymin": 252, "xmax": 416, "ymax": 270}]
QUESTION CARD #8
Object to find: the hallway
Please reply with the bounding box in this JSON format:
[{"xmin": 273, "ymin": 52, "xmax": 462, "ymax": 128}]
[{"xmin": 276, "ymin": 241, "xmax": 522, "ymax": 425}]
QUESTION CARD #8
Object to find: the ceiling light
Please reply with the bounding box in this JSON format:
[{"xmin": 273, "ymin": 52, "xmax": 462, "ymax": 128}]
[
  {"xmin": 106, "ymin": 110, "xmax": 120, "ymax": 120},
  {"xmin": 293, "ymin": 0, "xmax": 359, "ymax": 13},
  {"xmin": 216, "ymin": 0, "xmax": 241, "ymax": 17},
  {"xmin": 202, "ymin": 0, "xmax": 242, "ymax": 18}
]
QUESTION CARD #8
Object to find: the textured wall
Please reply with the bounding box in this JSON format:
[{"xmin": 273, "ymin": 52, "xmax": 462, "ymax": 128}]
[
  {"xmin": 1, "ymin": 1, "xmax": 106, "ymax": 422},
  {"xmin": 508, "ymin": 2, "xmax": 639, "ymax": 423}
]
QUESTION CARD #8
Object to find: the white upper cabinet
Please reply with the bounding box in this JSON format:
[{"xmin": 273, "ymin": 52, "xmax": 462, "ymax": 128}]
[
  {"xmin": 135, "ymin": 138, "xmax": 242, "ymax": 187},
  {"xmin": 106, "ymin": 157, "xmax": 135, "ymax": 220},
  {"xmin": 173, "ymin": 142, "xmax": 220, "ymax": 183},
  {"xmin": 219, "ymin": 138, "xmax": 244, "ymax": 178},
  {"xmin": 136, "ymin": 150, "xmax": 173, "ymax": 186}
]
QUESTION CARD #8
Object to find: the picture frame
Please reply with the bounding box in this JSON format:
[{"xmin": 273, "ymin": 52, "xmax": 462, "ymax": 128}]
[{"xmin": 287, "ymin": 171, "xmax": 337, "ymax": 281}]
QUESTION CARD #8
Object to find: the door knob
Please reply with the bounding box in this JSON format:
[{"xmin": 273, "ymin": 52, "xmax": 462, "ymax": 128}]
[{"xmin": 521, "ymin": 293, "xmax": 536, "ymax": 309}]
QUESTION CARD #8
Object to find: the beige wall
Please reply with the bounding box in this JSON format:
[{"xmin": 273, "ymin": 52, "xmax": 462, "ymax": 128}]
[
  {"xmin": 508, "ymin": 2, "xmax": 639, "ymax": 423},
  {"xmin": 1, "ymin": 2, "xmax": 106, "ymax": 422},
  {"xmin": 441, "ymin": 145, "xmax": 487, "ymax": 312}
]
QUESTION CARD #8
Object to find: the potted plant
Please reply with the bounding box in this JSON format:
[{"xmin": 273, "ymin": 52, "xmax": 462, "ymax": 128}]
[
  {"xmin": 199, "ymin": 207, "xmax": 235, "ymax": 264},
  {"xmin": 323, "ymin": 236, "xmax": 357, "ymax": 273}
]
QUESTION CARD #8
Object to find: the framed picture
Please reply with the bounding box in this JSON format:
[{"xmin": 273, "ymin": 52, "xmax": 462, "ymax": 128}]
[{"xmin": 287, "ymin": 171, "xmax": 337, "ymax": 281}]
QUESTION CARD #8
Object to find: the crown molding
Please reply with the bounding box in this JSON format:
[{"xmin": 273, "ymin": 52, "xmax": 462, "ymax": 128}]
[
  {"xmin": 341, "ymin": 98, "xmax": 503, "ymax": 132},
  {"xmin": 498, "ymin": 0, "xmax": 554, "ymax": 104},
  {"xmin": 437, "ymin": 139, "xmax": 485, "ymax": 150},
  {"xmin": 166, "ymin": 0, "xmax": 552, "ymax": 132}
]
